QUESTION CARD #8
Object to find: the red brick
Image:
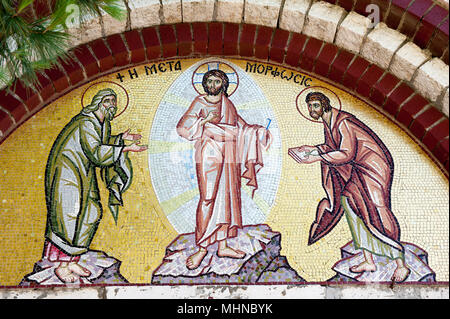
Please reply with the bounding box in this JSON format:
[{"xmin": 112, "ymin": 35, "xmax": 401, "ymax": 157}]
[
  {"xmin": 428, "ymin": 18, "xmax": 449, "ymax": 58},
  {"xmin": 354, "ymin": 0, "xmax": 372, "ymax": 15},
  {"xmin": 0, "ymin": 108, "xmax": 14, "ymax": 136},
  {"xmin": 159, "ymin": 25, "xmax": 177, "ymax": 58},
  {"xmin": 383, "ymin": 83, "xmax": 415, "ymax": 117},
  {"xmin": 17, "ymin": 2, "xmax": 35, "ymax": 22},
  {"xmin": 396, "ymin": 94, "xmax": 429, "ymax": 128},
  {"xmin": 399, "ymin": 0, "xmax": 434, "ymax": 38},
  {"xmin": 44, "ymin": 66, "xmax": 69, "ymax": 93},
  {"xmin": 73, "ymin": 45, "xmax": 100, "ymax": 77},
  {"xmin": 370, "ymin": 73, "xmax": 400, "ymax": 106},
  {"xmin": 385, "ymin": 0, "xmax": 415, "ymax": 30},
  {"xmin": 106, "ymin": 34, "xmax": 130, "ymax": 67},
  {"xmin": 11, "ymin": 80, "xmax": 41, "ymax": 112},
  {"xmin": 89, "ymin": 39, "xmax": 114, "ymax": 72},
  {"xmin": 255, "ymin": 26, "xmax": 273, "ymax": 60},
  {"xmin": 175, "ymin": 23, "xmax": 193, "ymax": 57},
  {"xmin": 433, "ymin": 137, "xmax": 449, "ymax": 164},
  {"xmin": 313, "ymin": 43, "xmax": 339, "ymax": 77},
  {"xmin": 337, "ymin": 0, "xmax": 354, "ymax": 11},
  {"xmin": 414, "ymin": 6, "xmax": 448, "ymax": 48},
  {"xmin": 59, "ymin": 56, "xmax": 85, "ymax": 86},
  {"xmin": 329, "ymin": 50, "xmax": 354, "ymax": 84},
  {"xmin": 208, "ymin": 23, "xmax": 224, "ymax": 55},
  {"xmin": 355, "ymin": 64, "xmax": 384, "ymax": 98},
  {"xmin": 192, "ymin": 23, "xmax": 208, "ymax": 55},
  {"xmin": 0, "ymin": 90, "xmax": 28, "ymax": 122},
  {"xmin": 442, "ymin": 47, "xmax": 449, "ymax": 64},
  {"xmin": 142, "ymin": 27, "xmax": 162, "ymax": 60},
  {"xmin": 407, "ymin": 0, "xmax": 434, "ymax": 18},
  {"xmin": 269, "ymin": 29, "xmax": 290, "ymax": 63},
  {"xmin": 354, "ymin": 0, "xmax": 389, "ymax": 21},
  {"xmin": 342, "ymin": 56, "xmax": 370, "ymax": 90},
  {"xmin": 415, "ymin": 7, "xmax": 448, "ymax": 49},
  {"xmin": 33, "ymin": 0, "xmax": 52, "ymax": 18},
  {"xmin": 410, "ymin": 106, "xmax": 444, "ymax": 139},
  {"xmin": 422, "ymin": 118, "xmax": 449, "ymax": 152},
  {"xmin": 223, "ymin": 23, "xmax": 239, "ymax": 56},
  {"xmin": 124, "ymin": 30, "xmax": 146, "ymax": 63},
  {"xmin": 239, "ymin": 24, "xmax": 257, "ymax": 57},
  {"xmin": 36, "ymin": 73, "xmax": 55, "ymax": 101},
  {"xmin": 299, "ymin": 38, "xmax": 323, "ymax": 72},
  {"xmin": 285, "ymin": 33, "xmax": 307, "ymax": 67}
]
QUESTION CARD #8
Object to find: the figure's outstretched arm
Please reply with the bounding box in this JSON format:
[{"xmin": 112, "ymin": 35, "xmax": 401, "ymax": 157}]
[
  {"xmin": 79, "ymin": 120, "xmax": 124, "ymax": 166},
  {"xmin": 318, "ymin": 120, "xmax": 357, "ymax": 165}
]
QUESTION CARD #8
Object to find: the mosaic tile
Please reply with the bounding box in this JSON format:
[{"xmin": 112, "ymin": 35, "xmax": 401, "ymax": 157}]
[{"xmin": 0, "ymin": 58, "xmax": 447, "ymax": 287}]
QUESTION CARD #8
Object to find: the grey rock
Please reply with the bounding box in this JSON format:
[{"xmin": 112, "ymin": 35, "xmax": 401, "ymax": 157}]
[{"xmin": 152, "ymin": 224, "xmax": 306, "ymax": 284}]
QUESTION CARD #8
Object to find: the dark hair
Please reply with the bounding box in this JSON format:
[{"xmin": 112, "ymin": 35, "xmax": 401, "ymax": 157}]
[
  {"xmin": 305, "ymin": 92, "xmax": 332, "ymax": 112},
  {"xmin": 202, "ymin": 69, "xmax": 229, "ymax": 97}
]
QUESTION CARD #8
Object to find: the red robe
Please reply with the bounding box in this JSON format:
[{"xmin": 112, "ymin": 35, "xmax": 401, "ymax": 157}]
[
  {"xmin": 309, "ymin": 108, "xmax": 403, "ymax": 253},
  {"xmin": 177, "ymin": 94, "xmax": 270, "ymax": 247}
]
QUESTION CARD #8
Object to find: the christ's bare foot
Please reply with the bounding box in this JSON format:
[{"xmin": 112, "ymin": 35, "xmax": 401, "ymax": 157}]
[
  {"xmin": 55, "ymin": 262, "xmax": 91, "ymax": 283},
  {"xmin": 391, "ymin": 266, "xmax": 410, "ymax": 283},
  {"xmin": 350, "ymin": 261, "xmax": 377, "ymax": 273},
  {"xmin": 186, "ymin": 249, "xmax": 208, "ymax": 270},
  {"xmin": 217, "ymin": 246, "xmax": 246, "ymax": 259}
]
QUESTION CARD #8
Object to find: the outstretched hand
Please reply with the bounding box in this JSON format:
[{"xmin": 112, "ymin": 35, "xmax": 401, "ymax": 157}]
[
  {"xmin": 123, "ymin": 141, "xmax": 148, "ymax": 153},
  {"xmin": 122, "ymin": 129, "xmax": 142, "ymax": 141}
]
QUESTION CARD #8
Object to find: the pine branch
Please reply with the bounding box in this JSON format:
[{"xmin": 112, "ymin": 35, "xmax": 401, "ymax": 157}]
[{"xmin": 0, "ymin": 0, "xmax": 127, "ymax": 90}]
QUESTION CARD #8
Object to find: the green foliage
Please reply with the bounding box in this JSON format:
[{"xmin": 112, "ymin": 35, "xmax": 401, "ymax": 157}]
[{"xmin": 0, "ymin": 0, "xmax": 126, "ymax": 91}]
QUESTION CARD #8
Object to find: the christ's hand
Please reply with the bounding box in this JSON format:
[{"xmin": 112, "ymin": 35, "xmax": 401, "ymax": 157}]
[
  {"xmin": 202, "ymin": 111, "xmax": 220, "ymax": 125},
  {"xmin": 122, "ymin": 129, "xmax": 142, "ymax": 141}
]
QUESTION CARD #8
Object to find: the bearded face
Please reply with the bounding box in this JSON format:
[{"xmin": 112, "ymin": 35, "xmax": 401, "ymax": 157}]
[
  {"xmin": 101, "ymin": 95, "xmax": 117, "ymax": 121},
  {"xmin": 307, "ymin": 99, "xmax": 324, "ymax": 120},
  {"xmin": 204, "ymin": 75, "xmax": 224, "ymax": 96}
]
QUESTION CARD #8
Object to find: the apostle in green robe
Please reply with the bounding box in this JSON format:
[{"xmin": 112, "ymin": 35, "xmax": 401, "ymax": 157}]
[{"xmin": 43, "ymin": 88, "xmax": 147, "ymax": 283}]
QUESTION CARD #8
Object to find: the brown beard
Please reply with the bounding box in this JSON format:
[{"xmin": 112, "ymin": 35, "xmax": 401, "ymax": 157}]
[
  {"xmin": 310, "ymin": 112, "xmax": 321, "ymax": 120},
  {"xmin": 205, "ymin": 86, "xmax": 223, "ymax": 96}
]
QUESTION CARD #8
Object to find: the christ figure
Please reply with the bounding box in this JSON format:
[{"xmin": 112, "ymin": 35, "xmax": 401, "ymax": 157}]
[{"xmin": 177, "ymin": 69, "xmax": 271, "ymax": 270}]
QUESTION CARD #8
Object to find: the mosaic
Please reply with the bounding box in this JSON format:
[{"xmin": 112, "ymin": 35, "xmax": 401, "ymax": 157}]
[{"xmin": 0, "ymin": 58, "xmax": 448, "ymax": 286}]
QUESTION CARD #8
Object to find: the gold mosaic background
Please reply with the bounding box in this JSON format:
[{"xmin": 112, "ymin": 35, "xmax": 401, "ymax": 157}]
[{"xmin": 0, "ymin": 58, "xmax": 448, "ymax": 286}]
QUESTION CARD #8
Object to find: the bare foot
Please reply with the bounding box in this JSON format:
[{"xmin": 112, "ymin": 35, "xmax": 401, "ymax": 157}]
[
  {"xmin": 391, "ymin": 266, "xmax": 410, "ymax": 283},
  {"xmin": 68, "ymin": 262, "xmax": 91, "ymax": 277},
  {"xmin": 55, "ymin": 262, "xmax": 90, "ymax": 283},
  {"xmin": 350, "ymin": 261, "xmax": 377, "ymax": 273},
  {"xmin": 186, "ymin": 249, "xmax": 208, "ymax": 270},
  {"xmin": 217, "ymin": 246, "xmax": 246, "ymax": 259}
]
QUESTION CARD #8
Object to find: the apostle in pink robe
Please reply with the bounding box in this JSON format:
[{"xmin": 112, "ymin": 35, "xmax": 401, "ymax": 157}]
[
  {"xmin": 294, "ymin": 91, "xmax": 410, "ymax": 283},
  {"xmin": 177, "ymin": 69, "xmax": 271, "ymax": 270}
]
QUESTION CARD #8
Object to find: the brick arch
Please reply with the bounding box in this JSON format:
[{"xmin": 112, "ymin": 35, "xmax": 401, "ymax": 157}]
[{"xmin": 0, "ymin": 22, "xmax": 448, "ymax": 176}]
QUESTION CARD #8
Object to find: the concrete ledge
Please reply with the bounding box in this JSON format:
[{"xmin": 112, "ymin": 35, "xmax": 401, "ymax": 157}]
[
  {"xmin": 1, "ymin": 284, "xmax": 448, "ymax": 299},
  {"xmin": 215, "ymin": 0, "xmax": 245, "ymax": 24},
  {"xmin": 279, "ymin": 0, "xmax": 312, "ymax": 34},
  {"xmin": 360, "ymin": 23, "xmax": 407, "ymax": 70},
  {"xmin": 244, "ymin": 0, "xmax": 283, "ymax": 28},
  {"xmin": 412, "ymin": 58, "xmax": 450, "ymax": 103},
  {"xmin": 302, "ymin": 1, "xmax": 346, "ymax": 43}
]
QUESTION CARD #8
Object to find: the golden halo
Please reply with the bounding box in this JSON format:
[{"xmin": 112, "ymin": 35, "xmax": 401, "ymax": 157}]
[
  {"xmin": 296, "ymin": 86, "xmax": 342, "ymax": 123},
  {"xmin": 192, "ymin": 61, "xmax": 239, "ymax": 96},
  {"xmin": 81, "ymin": 81, "xmax": 129, "ymax": 118}
]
